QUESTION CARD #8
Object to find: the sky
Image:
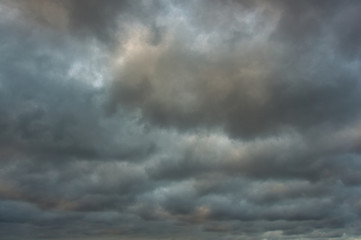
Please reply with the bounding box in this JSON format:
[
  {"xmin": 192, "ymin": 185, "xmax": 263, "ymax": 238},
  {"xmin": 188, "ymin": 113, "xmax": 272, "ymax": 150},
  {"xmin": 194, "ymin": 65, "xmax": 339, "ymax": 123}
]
[{"xmin": 1, "ymin": 0, "xmax": 361, "ymax": 239}]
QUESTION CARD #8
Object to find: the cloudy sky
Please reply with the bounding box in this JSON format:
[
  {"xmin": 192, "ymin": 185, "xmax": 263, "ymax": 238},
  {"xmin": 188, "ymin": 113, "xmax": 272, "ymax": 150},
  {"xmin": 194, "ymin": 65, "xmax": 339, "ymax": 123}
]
[{"xmin": 1, "ymin": 0, "xmax": 361, "ymax": 239}]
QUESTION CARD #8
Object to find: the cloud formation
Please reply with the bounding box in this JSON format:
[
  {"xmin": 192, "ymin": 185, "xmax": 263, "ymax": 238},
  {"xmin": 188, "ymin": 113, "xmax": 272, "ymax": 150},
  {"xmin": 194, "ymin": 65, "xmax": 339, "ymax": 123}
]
[{"xmin": 1, "ymin": 0, "xmax": 361, "ymax": 239}]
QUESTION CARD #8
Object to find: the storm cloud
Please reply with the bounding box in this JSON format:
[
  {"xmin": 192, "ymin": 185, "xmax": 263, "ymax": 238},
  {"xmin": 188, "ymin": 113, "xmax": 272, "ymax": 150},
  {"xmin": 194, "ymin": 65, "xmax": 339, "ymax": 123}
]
[{"xmin": 1, "ymin": 0, "xmax": 361, "ymax": 239}]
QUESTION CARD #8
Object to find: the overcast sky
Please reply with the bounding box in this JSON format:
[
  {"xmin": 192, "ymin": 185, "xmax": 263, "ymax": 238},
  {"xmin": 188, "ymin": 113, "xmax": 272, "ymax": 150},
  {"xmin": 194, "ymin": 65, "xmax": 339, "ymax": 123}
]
[{"xmin": 1, "ymin": 0, "xmax": 361, "ymax": 239}]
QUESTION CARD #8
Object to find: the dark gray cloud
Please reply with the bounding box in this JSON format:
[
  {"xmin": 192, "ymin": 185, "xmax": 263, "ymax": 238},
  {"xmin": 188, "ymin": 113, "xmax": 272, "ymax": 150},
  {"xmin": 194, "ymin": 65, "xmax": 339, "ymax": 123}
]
[
  {"xmin": 4, "ymin": 0, "xmax": 166, "ymax": 47},
  {"xmin": 1, "ymin": 1, "xmax": 361, "ymax": 240},
  {"xmin": 107, "ymin": 0, "xmax": 361, "ymax": 138}
]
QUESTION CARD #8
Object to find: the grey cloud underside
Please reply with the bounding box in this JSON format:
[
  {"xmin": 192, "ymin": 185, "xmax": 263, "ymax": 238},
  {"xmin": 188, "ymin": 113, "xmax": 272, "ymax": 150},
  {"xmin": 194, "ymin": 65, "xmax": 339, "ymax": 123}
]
[
  {"xmin": 1, "ymin": 1, "xmax": 361, "ymax": 240},
  {"xmin": 108, "ymin": 0, "xmax": 361, "ymax": 138},
  {"xmin": 6, "ymin": 0, "xmax": 165, "ymax": 47}
]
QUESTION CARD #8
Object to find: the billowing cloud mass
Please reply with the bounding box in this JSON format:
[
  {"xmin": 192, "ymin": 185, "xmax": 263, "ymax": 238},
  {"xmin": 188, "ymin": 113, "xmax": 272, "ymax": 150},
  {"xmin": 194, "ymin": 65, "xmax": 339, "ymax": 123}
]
[{"xmin": 1, "ymin": 0, "xmax": 361, "ymax": 239}]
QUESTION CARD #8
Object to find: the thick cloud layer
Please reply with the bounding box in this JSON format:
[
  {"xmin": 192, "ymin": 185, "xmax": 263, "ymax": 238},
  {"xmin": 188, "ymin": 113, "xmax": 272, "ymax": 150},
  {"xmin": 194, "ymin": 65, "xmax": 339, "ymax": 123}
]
[
  {"xmin": 1, "ymin": 1, "xmax": 361, "ymax": 239},
  {"xmin": 108, "ymin": 0, "xmax": 361, "ymax": 138}
]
